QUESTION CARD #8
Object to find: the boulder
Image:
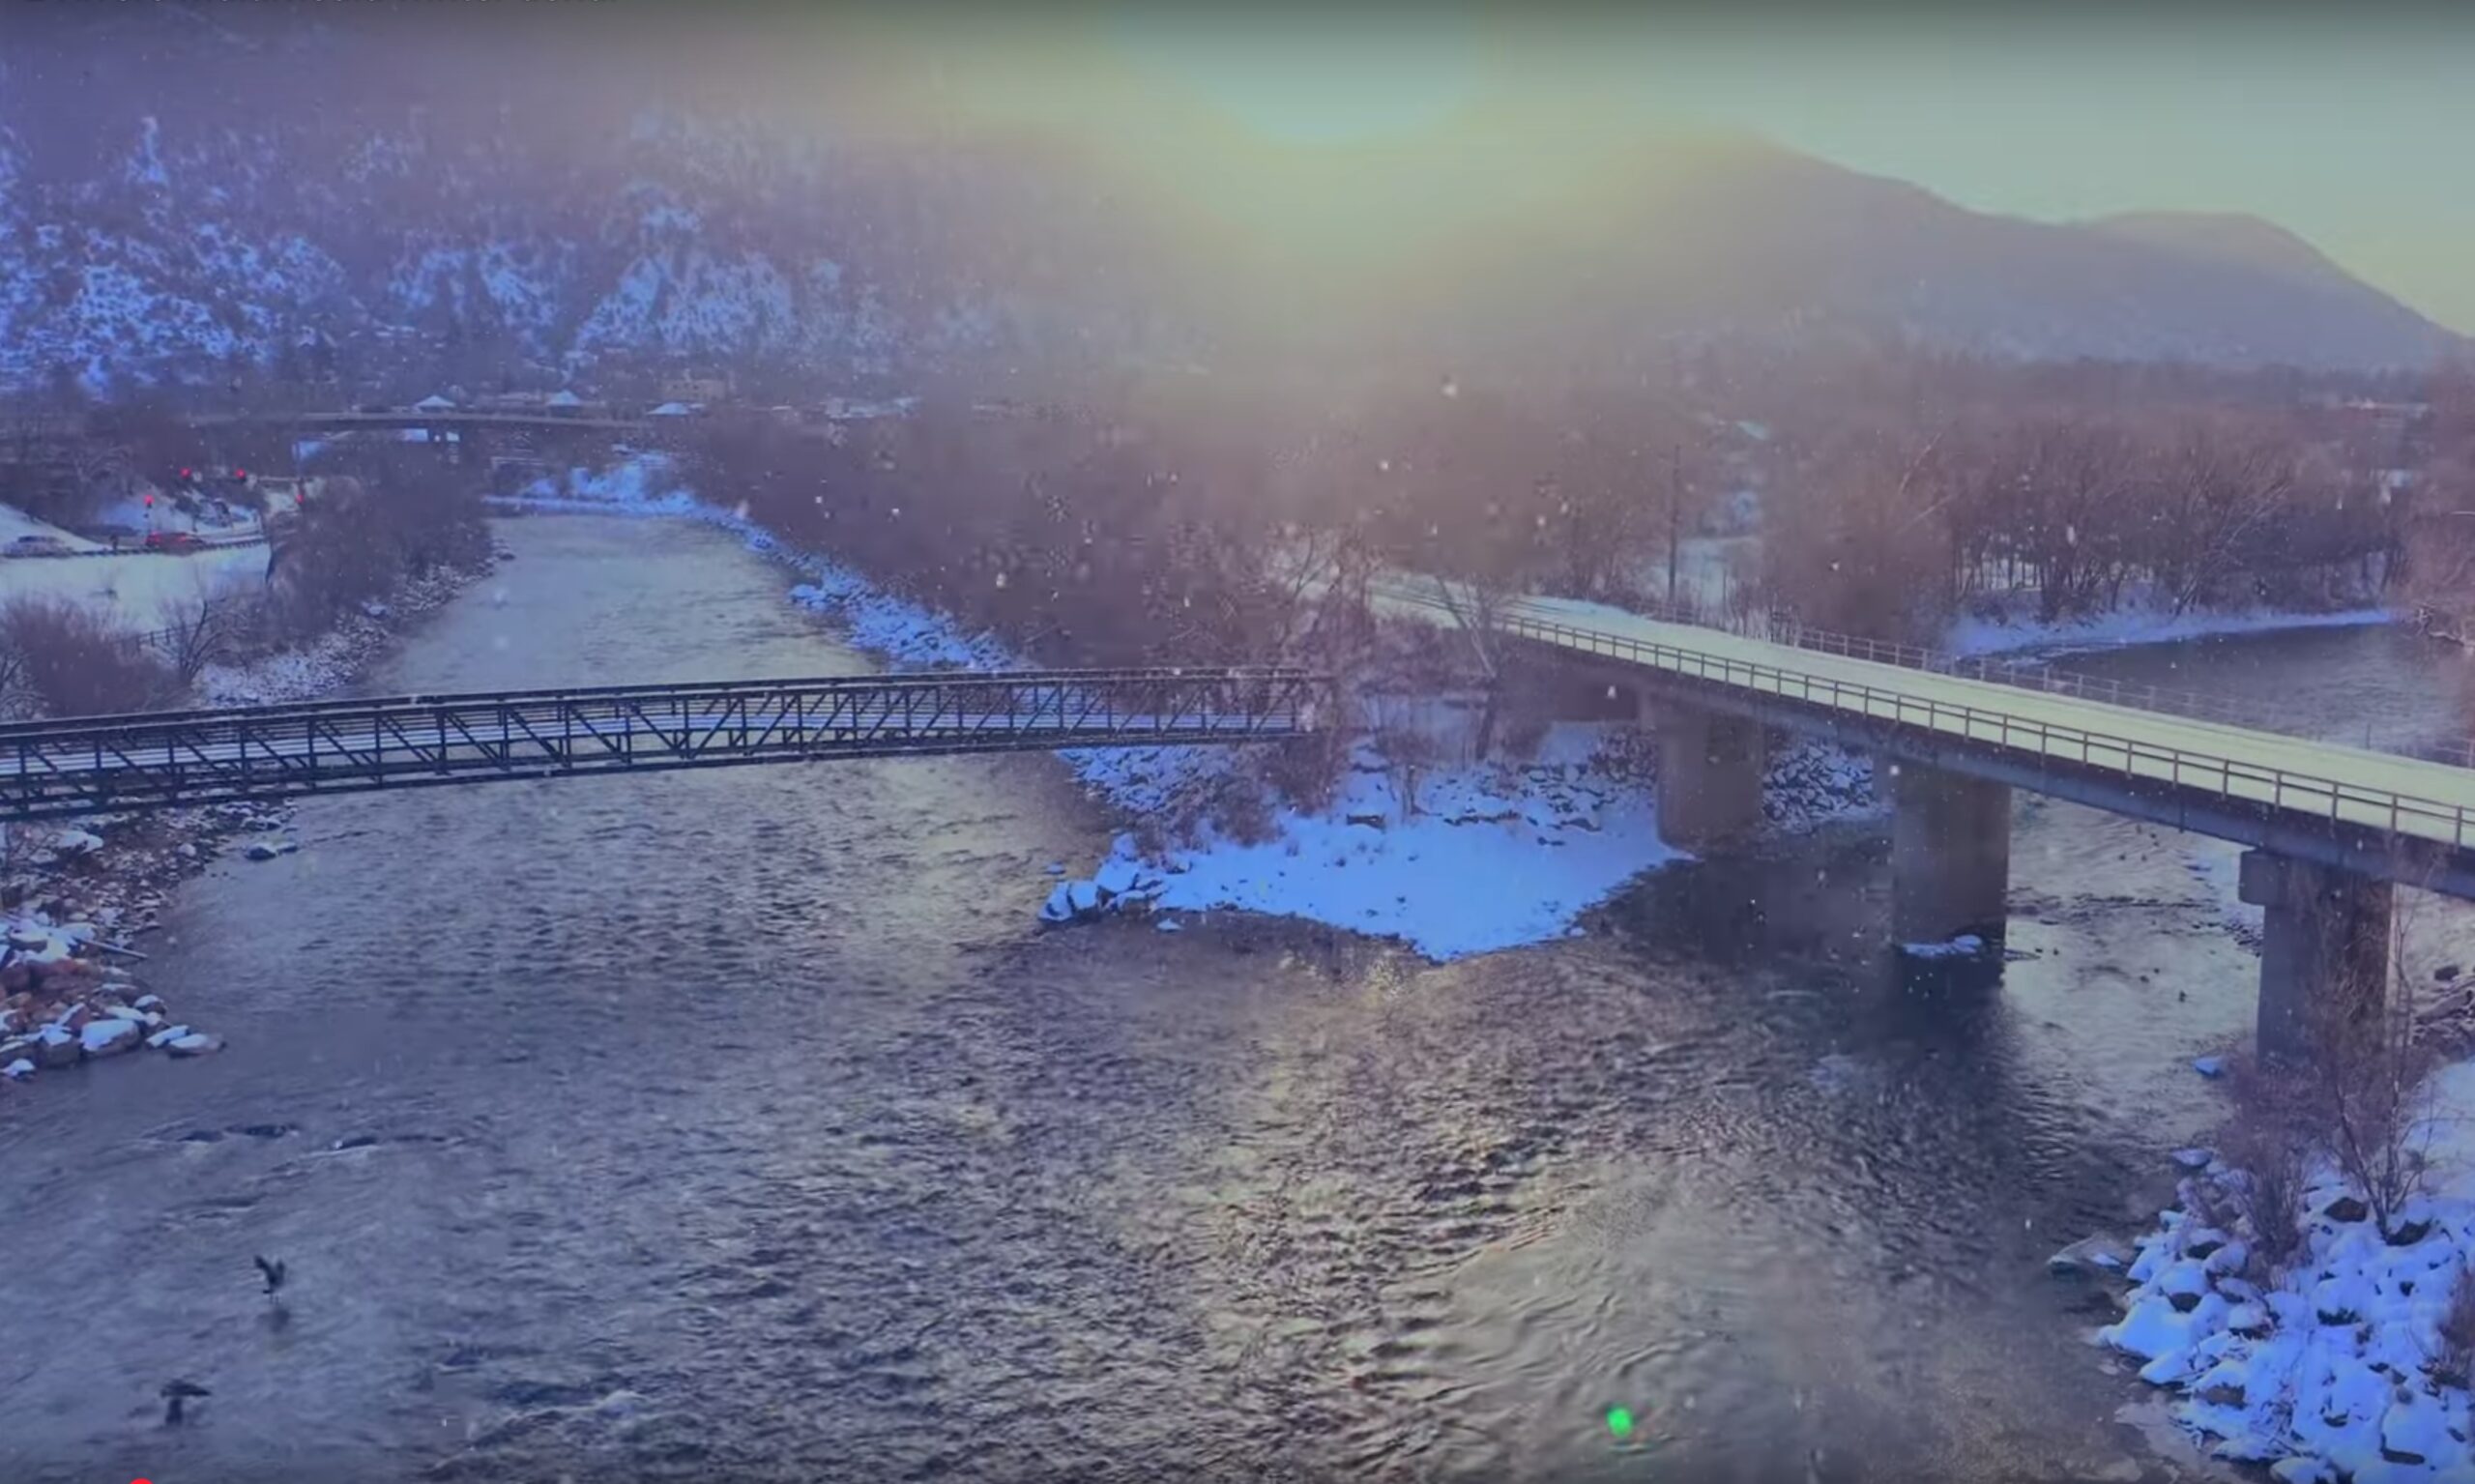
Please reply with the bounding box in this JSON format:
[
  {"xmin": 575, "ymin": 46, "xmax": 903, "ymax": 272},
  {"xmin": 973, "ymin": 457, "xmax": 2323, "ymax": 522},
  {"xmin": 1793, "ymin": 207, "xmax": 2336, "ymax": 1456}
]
[
  {"xmin": 165, "ymin": 1032, "xmax": 224, "ymax": 1058},
  {"xmin": 145, "ymin": 1024, "xmax": 192, "ymax": 1049},
  {"xmin": 34, "ymin": 1026, "xmax": 80, "ymax": 1068},
  {"xmin": 1092, "ymin": 858, "xmax": 1142, "ymax": 899},
  {"xmin": 79, "ymin": 1018, "xmax": 143, "ymax": 1058},
  {"xmin": 1067, "ymin": 880, "xmax": 1102, "ymax": 918},
  {"xmin": 132, "ymin": 994, "xmax": 165, "ymax": 1011},
  {"xmin": 2047, "ymin": 1234, "xmax": 2134, "ymax": 1278},
  {"xmin": 2, "ymin": 1057, "xmax": 31, "ymax": 1080},
  {"xmin": 244, "ymin": 840, "xmax": 292, "ymax": 861},
  {"xmin": 2191, "ymin": 1056, "xmax": 2227, "ymax": 1078},
  {"xmin": 2323, "ymin": 1194, "xmax": 2370, "ymax": 1224},
  {"xmin": 1038, "ymin": 886, "xmax": 1076, "ymax": 924}
]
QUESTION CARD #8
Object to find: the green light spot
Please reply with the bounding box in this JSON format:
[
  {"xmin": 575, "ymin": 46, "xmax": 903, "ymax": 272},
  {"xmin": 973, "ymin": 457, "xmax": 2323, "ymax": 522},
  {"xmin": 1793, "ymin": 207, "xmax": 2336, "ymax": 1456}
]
[{"xmin": 1606, "ymin": 1407, "xmax": 1635, "ymax": 1439}]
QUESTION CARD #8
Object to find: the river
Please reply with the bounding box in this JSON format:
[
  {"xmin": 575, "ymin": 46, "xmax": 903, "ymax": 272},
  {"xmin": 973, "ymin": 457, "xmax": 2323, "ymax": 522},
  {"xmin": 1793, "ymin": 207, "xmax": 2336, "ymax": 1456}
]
[{"xmin": 5, "ymin": 515, "xmax": 2470, "ymax": 1483}]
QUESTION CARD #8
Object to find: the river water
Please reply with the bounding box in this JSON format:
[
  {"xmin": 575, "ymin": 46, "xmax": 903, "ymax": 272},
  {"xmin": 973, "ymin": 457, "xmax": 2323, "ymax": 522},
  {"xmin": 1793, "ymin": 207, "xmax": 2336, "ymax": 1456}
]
[{"xmin": 5, "ymin": 516, "xmax": 2470, "ymax": 1484}]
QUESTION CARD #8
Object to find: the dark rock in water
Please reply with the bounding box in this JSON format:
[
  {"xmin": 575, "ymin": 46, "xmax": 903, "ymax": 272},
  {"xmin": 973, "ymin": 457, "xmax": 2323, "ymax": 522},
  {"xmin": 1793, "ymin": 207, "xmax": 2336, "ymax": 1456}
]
[
  {"xmin": 160, "ymin": 1379, "xmax": 211, "ymax": 1426},
  {"xmin": 2436, "ymin": 964, "xmax": 2462, "ymax": 983},
  {"xmin": 2323, "ymin": 1195, "xmax": 2370, "ymax": 1224}
]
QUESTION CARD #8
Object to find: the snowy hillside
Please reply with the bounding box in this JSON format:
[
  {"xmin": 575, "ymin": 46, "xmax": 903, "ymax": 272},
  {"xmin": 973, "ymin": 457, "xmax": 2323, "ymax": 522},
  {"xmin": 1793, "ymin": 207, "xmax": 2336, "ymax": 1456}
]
[{"xmin": 0, "ymin": 10, "xmax": 2460, "ymax": 392}]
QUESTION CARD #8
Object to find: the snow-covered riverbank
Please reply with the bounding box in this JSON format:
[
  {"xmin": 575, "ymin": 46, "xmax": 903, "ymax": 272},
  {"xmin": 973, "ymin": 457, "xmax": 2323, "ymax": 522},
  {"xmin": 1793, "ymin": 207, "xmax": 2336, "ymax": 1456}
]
[
  {"xmin": 2099, "ymin": 1065, "xmax": 2475, "ymax": 1483},
  {"xmin": 502, "ymin": 455, "xmax": 1880, "ymax": 959},
  {"xmin": 1, "ymin": 557, "xmax": 489, "ymax": 1090}
]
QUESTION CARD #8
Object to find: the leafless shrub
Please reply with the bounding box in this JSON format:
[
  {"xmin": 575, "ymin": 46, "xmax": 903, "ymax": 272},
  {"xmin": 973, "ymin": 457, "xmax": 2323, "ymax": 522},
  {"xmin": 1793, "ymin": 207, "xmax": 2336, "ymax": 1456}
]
[
  {"xmin": 2434, "ymin": 1262, "xmax": 2475, "ymax": 1387},
  {"xmin": 158, "ymin": 578, "xmax": 250, "ymax": 684},
  {"xmin": 1212, "ymin": 778, "xmax": 1278, "ymax": 847},
  {"xmin": 2212, "ymin": 1061, "xmax": 2314, "ymax": 1276},
  {"xmin": 0, "ymin": 597, "xmax": 173, "ymax": 717},
  {"xmin": 1257, "ymin": 730, "xmax": 1345, "ymax": 814},
  {"xmin": 1365, "ymin": 695, "xmax": 1440, "ymax": 822}
]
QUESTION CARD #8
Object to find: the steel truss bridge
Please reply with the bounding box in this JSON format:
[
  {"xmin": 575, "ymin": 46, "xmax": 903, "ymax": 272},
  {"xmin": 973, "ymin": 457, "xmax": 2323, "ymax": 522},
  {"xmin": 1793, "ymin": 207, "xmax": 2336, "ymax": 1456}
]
[{"xmin": 0, "ymin": 669, "xmax": 1326, "ymax": 823}]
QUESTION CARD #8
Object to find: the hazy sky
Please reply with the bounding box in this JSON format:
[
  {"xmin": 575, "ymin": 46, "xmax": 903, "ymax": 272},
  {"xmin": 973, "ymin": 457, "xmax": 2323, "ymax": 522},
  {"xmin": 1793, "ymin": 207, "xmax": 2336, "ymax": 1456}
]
[{"xmin": 1104, "ymin": 8, "xmax": 2475, "ymax": 334}]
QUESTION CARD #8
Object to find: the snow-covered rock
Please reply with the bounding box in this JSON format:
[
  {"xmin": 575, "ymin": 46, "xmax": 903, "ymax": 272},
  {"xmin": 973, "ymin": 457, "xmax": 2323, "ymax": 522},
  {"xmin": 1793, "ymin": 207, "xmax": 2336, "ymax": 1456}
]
[
  {"xmin": 164, "ymin": 1032, "xmax": 224, "ymax": 1058},
  {"xmin": 79, "ymin": 1018, "xmax": 143, "ymax": 1057},
  {"xmin": 34, "ymin": 1026, "xmax": 80, "ymax": 1068},
  {"xmin": 2, "ymin": 1058, "xmax": 31, "ymax": 1080},
  {"xmin": 144, "ymin": 1024, "xmax": 191, "ymax": 1050}
]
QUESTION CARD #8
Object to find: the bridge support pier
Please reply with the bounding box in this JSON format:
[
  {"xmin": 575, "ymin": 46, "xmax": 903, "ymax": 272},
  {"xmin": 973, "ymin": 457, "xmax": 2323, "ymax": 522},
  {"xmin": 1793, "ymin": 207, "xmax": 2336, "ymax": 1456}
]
[
  {"xmin": 1647, "ymin": 699, "xmax": 1764, "ymax": 849},
  {"xmin": 2239, "ymin": 850, "xmax": 2392, "ymax": 1062},
  {"xmin": 1891, "ymin": 764, "xmax": 2012, "ymax": 946}
]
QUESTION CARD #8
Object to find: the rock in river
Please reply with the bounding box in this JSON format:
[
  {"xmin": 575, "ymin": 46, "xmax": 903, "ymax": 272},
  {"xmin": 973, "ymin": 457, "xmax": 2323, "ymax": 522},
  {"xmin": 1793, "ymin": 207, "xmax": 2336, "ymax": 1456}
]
[
  {"xmin": 165, "ymin": 1032, "xmax": 225, "ymax": 1058},
  {"xmin": 2048, "ymin": 1234, "xmax": 2134, "ymax": 1278},
  {"xmin": 79, "ymin": 1018, "xmax": 144, "ymax": 1058}
]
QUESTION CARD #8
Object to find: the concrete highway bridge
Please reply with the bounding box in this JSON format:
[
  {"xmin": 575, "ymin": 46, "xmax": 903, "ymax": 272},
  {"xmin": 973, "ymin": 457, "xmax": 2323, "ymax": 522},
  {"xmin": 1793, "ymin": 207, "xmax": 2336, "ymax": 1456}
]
[{"xmin": 1380, "ymin": 578, "xmax": 2473, "ymax": 1059}]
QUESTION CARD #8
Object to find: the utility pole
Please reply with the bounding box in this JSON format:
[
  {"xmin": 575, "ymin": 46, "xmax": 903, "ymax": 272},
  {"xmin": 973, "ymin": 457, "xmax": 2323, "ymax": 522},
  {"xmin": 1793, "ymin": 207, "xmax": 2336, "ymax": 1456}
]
[{"xmin": 1666, "ymin": 440, "xmax": 1682, "ymax": 611}]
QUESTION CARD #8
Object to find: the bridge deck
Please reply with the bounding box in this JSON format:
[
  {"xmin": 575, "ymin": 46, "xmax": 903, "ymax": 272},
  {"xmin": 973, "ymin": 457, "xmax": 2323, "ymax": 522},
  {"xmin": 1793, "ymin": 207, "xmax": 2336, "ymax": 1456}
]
[
  {"xmin": 1376, "ymin": 580, "xmax": 2475, "ymax": 891},
  {"xmin": 0, "ymin": 669, "xmax": 1323, "ymax": 822}
]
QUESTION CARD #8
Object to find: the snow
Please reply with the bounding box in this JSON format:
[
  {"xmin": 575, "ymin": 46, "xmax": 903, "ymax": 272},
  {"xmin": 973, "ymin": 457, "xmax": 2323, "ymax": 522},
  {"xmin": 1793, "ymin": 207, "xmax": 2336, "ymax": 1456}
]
[
  {"xmin": 1947, "ymin": 603, "xmax": 2394, "ymax": 660},
  {"xmin": 1901, "ymin": 932, "xmax": 1987, "ymax": 960},
  {"xmin": 517, "ymin": 456, "xmax": 1872, "ymax": 959},
  {"xmin": 647, "ymin": 401, "xmax": 693, "ymax": 416},
  {"xmin": 2194, "ymin": 1056, "xmax": 2228, "ymax": 1078},
  {"xmin": 2104, "ymin": 1060, "xmax": 2475, "ymax": 1482},
  {"xmin": 78, "ymin": 1018, "xmax": 142, "ymax": 1055},
  {"xmin": 413, "ymin": 393, "xmax": 455, "ymax": 410},
  {"xmin": 0, "ymin": 542, "xmax": 265, "ymax": 632},
  {"xmin": 1059, "ymin": 725, "xmax": 1683, "ymax": 959},
  {"xmin": 0, "ymin": 503, "xmax": 101, "ymax": 551}
]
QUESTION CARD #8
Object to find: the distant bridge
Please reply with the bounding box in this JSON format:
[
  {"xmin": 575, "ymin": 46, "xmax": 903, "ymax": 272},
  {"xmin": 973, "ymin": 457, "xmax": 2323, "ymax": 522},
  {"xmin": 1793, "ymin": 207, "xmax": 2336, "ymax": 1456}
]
[
  {"xmin": 190, "ymin": 409, "xmax": 657, "ymax": 438},
  {"xmin": 0, "ymin": 669, "xmax": 1325, "ymax": 823}
]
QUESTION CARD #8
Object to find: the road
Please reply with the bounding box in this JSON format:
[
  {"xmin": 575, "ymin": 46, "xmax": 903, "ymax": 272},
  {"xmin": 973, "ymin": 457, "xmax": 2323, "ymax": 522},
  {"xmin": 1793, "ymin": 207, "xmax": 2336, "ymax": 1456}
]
[{"xmin": 1377, "ymin": 578, "xmax": 2475, "ymax": 865}]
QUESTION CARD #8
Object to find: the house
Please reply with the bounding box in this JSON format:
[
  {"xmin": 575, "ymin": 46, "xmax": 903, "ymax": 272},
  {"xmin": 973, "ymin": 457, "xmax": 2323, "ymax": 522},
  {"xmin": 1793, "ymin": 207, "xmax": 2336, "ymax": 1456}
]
[
  {"xmin": 412, "ymin": 393, "xmax": 456, "ymax": 412},
  {"xmin": 546, "ymin": 390, "xmax": 585, "ymax": 416}
]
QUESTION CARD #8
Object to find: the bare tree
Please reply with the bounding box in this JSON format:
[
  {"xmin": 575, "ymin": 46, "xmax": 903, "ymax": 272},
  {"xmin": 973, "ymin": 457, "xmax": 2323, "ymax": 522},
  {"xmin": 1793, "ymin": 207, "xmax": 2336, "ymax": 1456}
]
[{"xmin": 158, "ymin": 576, "xmax": 248, "ymax": 684}]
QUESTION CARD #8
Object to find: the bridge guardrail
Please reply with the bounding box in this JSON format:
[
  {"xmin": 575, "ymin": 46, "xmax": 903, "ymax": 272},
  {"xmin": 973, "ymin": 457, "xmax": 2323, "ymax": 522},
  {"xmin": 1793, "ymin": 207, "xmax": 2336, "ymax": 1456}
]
[
  {"xmin": 1504, "ymin": 591, "xmax": 2475, "ymax": 772},
  {"xmin": 1381, "ymin": 584, "xmax": 2473, "ymax": 855}
]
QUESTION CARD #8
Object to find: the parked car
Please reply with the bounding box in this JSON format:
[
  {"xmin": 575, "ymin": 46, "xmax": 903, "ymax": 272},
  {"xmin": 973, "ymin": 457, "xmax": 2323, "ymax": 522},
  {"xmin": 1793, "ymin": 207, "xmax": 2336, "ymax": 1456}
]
[
  {"xmin": 143, "ymin": 530, "xmax": 202, "ymax": 553},
  {"xmin": 4, "ymin": 533, "xmax": 73, "ymax": 557}
]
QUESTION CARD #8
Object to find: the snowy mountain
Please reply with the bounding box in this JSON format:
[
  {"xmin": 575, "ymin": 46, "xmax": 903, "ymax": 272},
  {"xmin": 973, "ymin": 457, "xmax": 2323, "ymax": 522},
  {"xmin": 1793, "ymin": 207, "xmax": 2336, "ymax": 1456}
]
[{"xmin": 0, "ymin": 11, "xmax": 2460, "ymax": 393}]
